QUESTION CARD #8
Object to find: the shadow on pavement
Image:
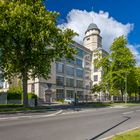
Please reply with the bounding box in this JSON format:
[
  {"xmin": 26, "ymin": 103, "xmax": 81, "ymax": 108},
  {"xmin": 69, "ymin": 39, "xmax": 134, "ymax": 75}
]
[{"xmin": 89, "ymin": 116, "xmax": 131, "ymax": 140}]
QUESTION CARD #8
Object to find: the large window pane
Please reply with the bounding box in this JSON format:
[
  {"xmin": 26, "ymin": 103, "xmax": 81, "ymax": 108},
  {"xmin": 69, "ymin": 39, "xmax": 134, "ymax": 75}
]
[
  {"xmin": 66, "ymin": 78, "xmax": 74, "ymax": 87},
  {"xmin": 94, "ymin": 75, "xmax": 98, "ymax": 81},
  {"xmin": 76, "ymin": 80, "xmax": 83, "ymax": 88},
  {"xmin": 66, "ymin": 90, "xmax": 74, "ymax": 98},
  {"xmin": 77, "ymin": 48, "xmax": 84, "ymax": 58},
  {"xmin": 56, "ymin": 76, "xmax": 64, "ymax": 86},
  {"xmin": 56, "ymin": 89, "xmax": 64, "ymax": 99},
  {"xmin": 66, "ymin": 66, "xmax": 74, "ymax": 76},
  {"xmin": 56, "ymin": 63, "xmax": 64, "ymax": 73},
  {"xmin": 76, "ymin": 69, "xmax": 83, "ymax": 78},
  {"xmin": 76, "ymin": 58, "xmax": 82, "ymax": 67}
]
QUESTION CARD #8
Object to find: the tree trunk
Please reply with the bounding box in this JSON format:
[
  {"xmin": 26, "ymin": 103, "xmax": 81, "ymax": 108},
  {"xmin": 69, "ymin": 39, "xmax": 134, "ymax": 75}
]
[
  {"xmin": 22, "ymin": 72, "xmax": 28, "ymax": 106},
  {"xmin": 135, "ymin": 92, "xmax": 137, "ymax": 101},
  {"xmin": 121, "ymin": 89, "xmax": 124, "ymax": 102},
  {"xmin": 129, "ymin": 93, "xmax": 132, "ymax": 102},
  {"xmin": 138, "ymin": 87, "xmax": 140, "ymax": 101}
]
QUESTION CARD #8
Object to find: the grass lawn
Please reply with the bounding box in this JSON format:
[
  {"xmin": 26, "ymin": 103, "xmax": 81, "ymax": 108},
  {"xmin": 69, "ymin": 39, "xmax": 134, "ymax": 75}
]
[
  {"xmin": 111, "ymin": 102, "xmax": 140, "ymax": 107},
  {"xmin": 77, "ymin": 102, "xmax": 140, "ymax": 108},
  {"xmin": 0, "ymin": 102, "xmax": 140, "ymax": 113},
  {"xmin": 0, "ymin": 104, "xmax": 54, "ymax": 113},
  {"xmin": 109, "ymin": 128, "xmax": 140, "ymax": 140}
]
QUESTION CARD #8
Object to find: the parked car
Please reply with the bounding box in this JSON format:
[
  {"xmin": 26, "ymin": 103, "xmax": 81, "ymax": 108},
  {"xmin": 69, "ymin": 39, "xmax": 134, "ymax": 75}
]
[{"xmin": 64, "ymin": 98, "xmax": 75, "ymax": 104}]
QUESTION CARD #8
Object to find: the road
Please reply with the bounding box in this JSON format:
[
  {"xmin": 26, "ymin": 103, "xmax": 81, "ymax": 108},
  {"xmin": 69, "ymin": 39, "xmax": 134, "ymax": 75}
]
[{"xmin": 0, "ymin": 106, "xmax": 140, "ymax": 140}]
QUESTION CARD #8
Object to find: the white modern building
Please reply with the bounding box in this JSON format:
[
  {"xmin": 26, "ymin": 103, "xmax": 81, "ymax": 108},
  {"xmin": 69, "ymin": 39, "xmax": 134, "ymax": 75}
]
[{"xmin": 3, "ymin": 22, "xmax": 108, "ymax": 101}]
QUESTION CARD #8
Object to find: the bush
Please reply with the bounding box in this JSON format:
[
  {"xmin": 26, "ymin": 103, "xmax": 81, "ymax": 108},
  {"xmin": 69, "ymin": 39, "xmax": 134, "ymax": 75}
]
[
  {"xmin": 28, "ymin": 93, "xmax": 37, "ymax": 99},
  {"xmin": 7, "ymin": 92, "xmax": 21, "ymax": 100},
  {"xmin": 6, "ymin": 85, "xmax": 37, "ymax": 101},
  {"xmin": 56, "ymin": 99, "xmax": 64, "ymax": 103},
  {"xmin": 0, "ymin": 104, "xmax": 23, "ymax": 108},
  {"xmin": 7, "ymin": 84, "xmax": 23, "ymax": 100}
]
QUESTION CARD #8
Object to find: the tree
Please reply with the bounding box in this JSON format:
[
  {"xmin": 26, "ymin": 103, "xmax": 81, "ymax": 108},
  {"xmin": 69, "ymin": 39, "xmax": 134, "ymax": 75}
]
[
  {"xmin": 94, "ymin": 36, "xmax": 136, "ymax": 101},
  {"xmin": 133, "ymin": 67, "xmax": 140, "ymax": 101},
  {"xmin": 0, "ymin": 0, "xmax": 77, "ymax": 106},
  {"xmin": 136, "ymin": 67, "xmax": 140, "ymax": 101},
  {"xmin": 8, "ymin": 80, "xmax": 23, "ymax": 95},
  {"xmin": 91, "ymin": 84, "xmax": 102, "ymax": 94},
  {"xmin": 126, "ymin": 67, "xmax": 140, "ymax": 101}
]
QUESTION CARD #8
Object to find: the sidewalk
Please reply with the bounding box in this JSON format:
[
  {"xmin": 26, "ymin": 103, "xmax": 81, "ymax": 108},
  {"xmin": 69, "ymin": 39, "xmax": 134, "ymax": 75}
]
[
  {"xmin": 0, "ymin": 106, "xmax": 58, "ymax": 115},
  {"xmin": 0, "ymin": 102, "xmax": 139, "ymax": 115},
  {"xmin": 0, "ymin": 109, "xmax": 63, "ymax": 120}
]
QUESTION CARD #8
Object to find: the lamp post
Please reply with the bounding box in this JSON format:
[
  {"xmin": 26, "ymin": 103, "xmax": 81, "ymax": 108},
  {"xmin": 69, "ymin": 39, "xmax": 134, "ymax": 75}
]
[{"xmin": 125, "ymin": 72, "xmax": 128, "ymax": 103}]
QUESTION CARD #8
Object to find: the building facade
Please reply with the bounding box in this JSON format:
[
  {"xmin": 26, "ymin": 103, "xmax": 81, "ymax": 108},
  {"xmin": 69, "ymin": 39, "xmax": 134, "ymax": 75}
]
[
  {"xmin": 3, "ymin": 22, "xmax": 107, "ymax": 101},
  {"xmin": 28, "ymin": 42, "xmax": 92, "ymax": 101}
]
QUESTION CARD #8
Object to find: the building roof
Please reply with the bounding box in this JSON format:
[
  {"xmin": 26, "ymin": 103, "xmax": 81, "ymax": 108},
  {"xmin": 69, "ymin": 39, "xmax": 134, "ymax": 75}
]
[{"xmin": 86, "ymin": 23, "xmax": 99, "ymax": 32}]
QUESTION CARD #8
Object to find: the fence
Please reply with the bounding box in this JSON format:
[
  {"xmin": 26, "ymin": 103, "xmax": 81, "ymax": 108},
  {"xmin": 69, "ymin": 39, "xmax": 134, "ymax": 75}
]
[{"xmin": 75, "ymin": 94, "xmax": 140, "ymax": 103}]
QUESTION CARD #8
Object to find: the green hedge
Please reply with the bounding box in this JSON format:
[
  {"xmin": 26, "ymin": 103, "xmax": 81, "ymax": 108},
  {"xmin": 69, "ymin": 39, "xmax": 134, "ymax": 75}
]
[
  {"xmin": 7, "ymin": 92, "xmax": 37, "ymax": 100},
  {"xmin": 28, "ymin": 92, "xmax": 37, "ymax": 99},
  {"xmin": 0, "ymin": 104, "xmax": 23, "ymax": 108},
  {"xmin": 7, "ymin": 92, "xmax": 21, "ymax": 100}
]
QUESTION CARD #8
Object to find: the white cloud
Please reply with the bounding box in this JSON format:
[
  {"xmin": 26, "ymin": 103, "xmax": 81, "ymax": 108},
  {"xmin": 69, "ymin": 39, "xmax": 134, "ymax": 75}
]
[
  {"xmin": 58, "ymin": 9, "xmax": 140, "ymax": 66},
  {"xmin": 127, "ymin": 44, "xmax": 140, "ymax": 66},
  {"xmin": 58, "ymin": 9, "xmax": 133, "ymax": 51}
]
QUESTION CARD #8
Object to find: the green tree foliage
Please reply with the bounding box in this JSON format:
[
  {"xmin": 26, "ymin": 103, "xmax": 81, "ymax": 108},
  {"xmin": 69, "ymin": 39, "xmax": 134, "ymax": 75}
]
[
  {"xmin": 94, "ymin": 36, "xmax": 136, "ymax": 100},
  {"xmin": 136, "ymin": 67, "xmax": 140, "ymax": 100},
  {"xmin": 0, "ymin": 0, "xmax": 77, "ymax": 106},
  {"xmin": 91, "ymin": 84, "xmax": 102, "ymax": 94},
  {"xmin": 8, "ymin": 80, "xmax": 23, "ymax": 94},
  {"xmin": 128, "ymin": 67, "xmax": 140, "ymax": 101}
]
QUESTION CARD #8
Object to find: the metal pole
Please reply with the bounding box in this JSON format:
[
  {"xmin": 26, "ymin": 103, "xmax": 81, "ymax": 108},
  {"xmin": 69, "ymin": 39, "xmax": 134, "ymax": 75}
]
[{"xmin": 125, "ymin": 72, "xmax": 127, "ymax": 103}]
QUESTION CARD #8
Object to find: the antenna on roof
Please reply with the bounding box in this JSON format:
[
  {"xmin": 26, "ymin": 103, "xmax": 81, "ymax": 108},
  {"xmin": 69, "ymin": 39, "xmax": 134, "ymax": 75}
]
[{"xmin": 91, "ymin": 5, "xmax": 94, "ymax": 23}]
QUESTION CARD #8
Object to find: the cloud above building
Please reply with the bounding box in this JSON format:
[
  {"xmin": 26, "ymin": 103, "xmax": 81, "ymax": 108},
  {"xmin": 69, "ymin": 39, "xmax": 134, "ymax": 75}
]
[
  {"xmin": 127, "ymin": 44, "xmax": 140, "ymax": 66},
  {"xmin": 58, "ymin": 9, "xmax": 140, "ymax": 65}
]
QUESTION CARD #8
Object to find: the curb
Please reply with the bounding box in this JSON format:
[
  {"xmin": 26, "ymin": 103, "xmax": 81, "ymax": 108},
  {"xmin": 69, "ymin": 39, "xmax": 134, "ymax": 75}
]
[
  {"xmin": 0, "ymin": 110, "xmax": 63, "ymax": 121},
  {"xmin": 0, "ymin": 109, "xmax": 57, "ymax": 115},
  {"xmin": 100, "ymin": 126, "xmax": 140, "ymax": 140},
  {"xmin": 31, "ymin": 109, "xmax": 63, "ymax": 119}
]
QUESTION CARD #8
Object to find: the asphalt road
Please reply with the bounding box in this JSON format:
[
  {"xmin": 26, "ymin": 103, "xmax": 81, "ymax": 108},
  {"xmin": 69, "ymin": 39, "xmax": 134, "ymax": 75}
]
[{"xmin": 0, "ymin": 106, "xmax": 140, "ymax": 140}]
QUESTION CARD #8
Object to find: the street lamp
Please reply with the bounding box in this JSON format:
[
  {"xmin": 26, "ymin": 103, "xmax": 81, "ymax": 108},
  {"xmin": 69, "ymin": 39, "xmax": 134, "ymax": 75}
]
[{"xmin": 125, "ymin": 72, "xmax": 128, "ymax": 103}]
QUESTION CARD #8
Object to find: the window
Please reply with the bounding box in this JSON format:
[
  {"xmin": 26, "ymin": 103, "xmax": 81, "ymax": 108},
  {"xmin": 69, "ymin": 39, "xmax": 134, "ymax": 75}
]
[
  {"xmin": 76, "ymin": 69, "xmax": 83, "ymax": 78},
  {"xmin": 77, "ymin": 48, "xmax": 84, "ymax": 58},
  {"xmin": 66, "ymin": 66, "xmax": 74, "ymax": 76},
  {"xmin": 56, "ymin": 63, "xmax": 64, "ymax": 73},
  {"xmin": 66, "ymin": 78, "xmax": 74, "ymax": 87},
  {"xmin": 94, "ymin": 75, "xmax": 98, "ymax": 81},
  {"xmin": 76, "ymin": 80, "xmax": 83, "ymax": 88},
  {"xmin": 85, "ymin": 62, "xmax": 90, "ymax": 66},
  {"xmin": 84, "ymin": 54, "xmax": 91, "ymax": 61},
  {"xmin": 56, "ymin": 76, "xmax": 64, "ymax": 86},
  {"xmin": 66, "ymin": 90, "xmax": 74, "ymax": 98},
  {"xmin": 86, "ymin": 85, "xmax": 90, "ymax": 89},
  {"xmin": 84, "ymin": 62, "xmax": 90, "ymax": 69},
  {"xmin": 76, "ymin": 58, "xmax": 82, "ymax": 67},
  {"xmin": 94, "ymin": 67, "xmax": 98, "ymax": 72},
  {"xmin": 56, "ymin": 89, "xmax": 64, "ymax": 99},
  {"xmin": 84, "ymin": 72, "xmax": 90, "ymax": 80}
]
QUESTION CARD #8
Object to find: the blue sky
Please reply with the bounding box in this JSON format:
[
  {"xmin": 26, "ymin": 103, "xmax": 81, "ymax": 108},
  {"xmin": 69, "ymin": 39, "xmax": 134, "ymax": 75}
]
[{"xmin": 44, "ymin": 0, "xmax": 140, "ymax": 63}]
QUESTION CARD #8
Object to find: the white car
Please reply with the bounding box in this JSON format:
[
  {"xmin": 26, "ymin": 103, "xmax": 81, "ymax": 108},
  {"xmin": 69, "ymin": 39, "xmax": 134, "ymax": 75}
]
[{"xmin": 64, "ymin": 98, "xmax": 75, "ymax": 104}]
